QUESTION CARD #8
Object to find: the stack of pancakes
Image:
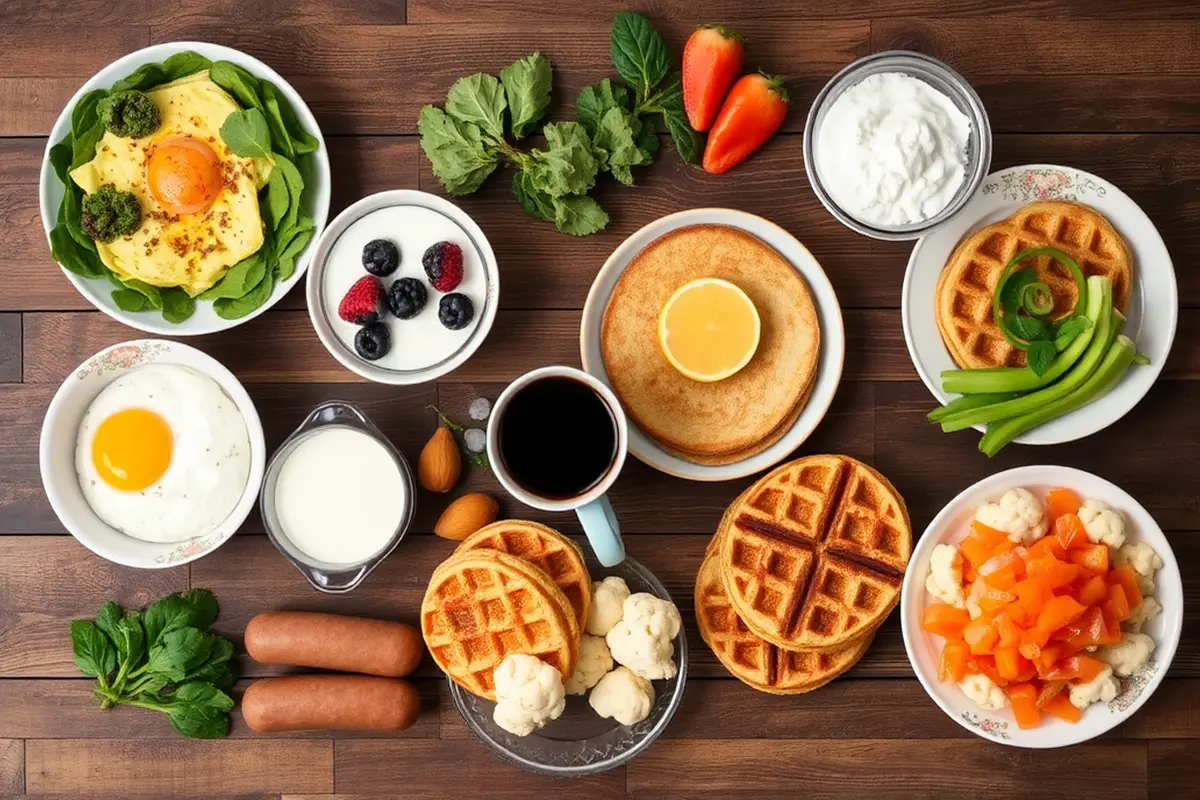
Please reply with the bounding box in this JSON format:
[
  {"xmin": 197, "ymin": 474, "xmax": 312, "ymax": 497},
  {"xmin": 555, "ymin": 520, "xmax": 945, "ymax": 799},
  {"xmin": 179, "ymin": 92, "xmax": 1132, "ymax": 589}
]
[
  {"xmin": 421, "ymin": 520, "xmax": 591, "ymax": 700},
  {"xmin": 936, "ymin": 200, "xmax": 1134, "ymax": 369},
  {"xmin": 601, "ymin": 224, "xmax": 821, "ymax": 465},
  {"xmin": 695, "ymin": 455, "xmax": 912, "ymax": 694}
]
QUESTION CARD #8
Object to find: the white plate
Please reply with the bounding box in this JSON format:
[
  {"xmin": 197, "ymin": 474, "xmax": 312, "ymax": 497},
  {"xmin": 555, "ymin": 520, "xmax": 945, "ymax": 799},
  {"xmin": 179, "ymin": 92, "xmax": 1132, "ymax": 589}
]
[
  {"xmin": 900, "ymin": 465, "xmax": 1183, "ymax": 748},
  {"xmin": 306, "ymin": 190, "xmax": 499, "ymax": 385},
  {"xmin": 902, "ymin": 164, "xmax": 1178, "ymax": 445},
  {"xmin": 580, "ymin": 208, "xmax": 845, "ymax": 482},
  {"xmin": 38, "ymin": 41, "xmax": 331, "ymax": 336}
]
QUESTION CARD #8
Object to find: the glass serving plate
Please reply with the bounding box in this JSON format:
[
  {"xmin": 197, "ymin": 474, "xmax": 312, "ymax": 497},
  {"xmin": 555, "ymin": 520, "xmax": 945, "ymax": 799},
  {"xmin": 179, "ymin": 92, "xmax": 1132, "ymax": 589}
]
[{"xmin": 449, "ymin": 550, "xmax": 687, "ymax": 776}]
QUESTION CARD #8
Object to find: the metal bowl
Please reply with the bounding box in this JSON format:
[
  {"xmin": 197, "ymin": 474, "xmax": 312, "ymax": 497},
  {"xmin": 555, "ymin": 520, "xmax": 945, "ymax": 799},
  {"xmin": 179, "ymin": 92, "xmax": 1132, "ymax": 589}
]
[
  {"xmin": 803, "ymin": 50, "xmax": 992, "ymax": 241},
  {"xmin": 449, "ymin": 550, "xmax": 687, "ymax": 776}
]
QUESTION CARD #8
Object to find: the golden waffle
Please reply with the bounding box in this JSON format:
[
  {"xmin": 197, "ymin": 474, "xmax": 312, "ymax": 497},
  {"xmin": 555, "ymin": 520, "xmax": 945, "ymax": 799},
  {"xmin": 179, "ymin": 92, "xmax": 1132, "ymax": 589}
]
[
  {"xmin": 421, "ymin": 549, "xmax": 577, "ymax": 700},
  {"xmin": 935, "ymin": 200, "xmax": 1134, "ymax": 369},
  {"xmin": 719, "ymin": 455, "xmax": 911, "ymax": 651},
  {"xmin": 455, "ymin": 520, "xmax": 592, "ymax": 631},
  {"xmin": 696, "ymin": 545, "xmax": 871, "ymax": 694}
]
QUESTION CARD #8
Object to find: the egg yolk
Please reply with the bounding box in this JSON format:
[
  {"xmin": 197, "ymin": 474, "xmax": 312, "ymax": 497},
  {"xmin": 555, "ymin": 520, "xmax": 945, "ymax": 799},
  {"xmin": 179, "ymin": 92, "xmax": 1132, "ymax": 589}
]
[
  {"xmin": 146, "ymin": 136, "xmax": 221, "ymax": 215},
  {"xmin": 91, "ymin": 408, "xmax": 173, "ymax": 492}
]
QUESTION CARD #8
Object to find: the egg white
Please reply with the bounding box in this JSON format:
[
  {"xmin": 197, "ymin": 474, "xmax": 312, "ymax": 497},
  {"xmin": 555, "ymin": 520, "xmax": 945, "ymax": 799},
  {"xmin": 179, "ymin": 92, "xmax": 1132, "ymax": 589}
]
[{"xmin": 75, "ymin": 364, "xmax": 251, "ymax": 543}]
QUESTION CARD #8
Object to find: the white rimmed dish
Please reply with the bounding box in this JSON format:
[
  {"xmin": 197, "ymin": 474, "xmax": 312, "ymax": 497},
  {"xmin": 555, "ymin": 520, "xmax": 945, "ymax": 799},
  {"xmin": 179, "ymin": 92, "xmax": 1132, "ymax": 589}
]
[
  {"xmin": 38, "ymin": 41, "xmax": 331, "ymax": 336},
  {"xmin": 900, "ymin": 465, "xmax": 1183, "ymax": 748},
  {"xmin": 307, "ymin": 190, "xmax": 499, "ymax": 385},
  {"xmin": 39, "ymin": 340, "xmax": 266, "ymax": 568},
  {"xmin": 580, "ymin": 208, "xmax": 845, "ymax": 482},
  {"xmin": 903, "ymin": 164, "xmax": 1178, "ymax": 446}
]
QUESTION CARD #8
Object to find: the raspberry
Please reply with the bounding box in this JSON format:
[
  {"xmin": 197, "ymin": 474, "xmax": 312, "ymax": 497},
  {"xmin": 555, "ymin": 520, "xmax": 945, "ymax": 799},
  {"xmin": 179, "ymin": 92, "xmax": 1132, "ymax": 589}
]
[
  {"xmin": 338, "ymin": 275, "xmax": 382, "ymax": 325},
  {"xmin": 423, "ymin": 241, "xmax": 464, "ymax": 292}
]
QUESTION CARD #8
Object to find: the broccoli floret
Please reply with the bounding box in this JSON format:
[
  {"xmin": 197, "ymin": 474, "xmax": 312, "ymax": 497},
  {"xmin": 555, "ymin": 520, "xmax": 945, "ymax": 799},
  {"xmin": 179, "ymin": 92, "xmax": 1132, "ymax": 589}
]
[
  {"xmin": 81, "ymin": 185, "xmax": 141, "ymax": 243},
  {"xmin": 99, "ymin": 90, "xmax": 160, "ymax": 138}
]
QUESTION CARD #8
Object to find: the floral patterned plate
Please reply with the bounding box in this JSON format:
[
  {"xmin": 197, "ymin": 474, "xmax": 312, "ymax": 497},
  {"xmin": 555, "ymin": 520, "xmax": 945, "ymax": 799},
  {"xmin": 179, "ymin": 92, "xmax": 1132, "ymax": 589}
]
[{"xmin": 902, "ymin": 164, "xmax": 1178, "ymax": 446}]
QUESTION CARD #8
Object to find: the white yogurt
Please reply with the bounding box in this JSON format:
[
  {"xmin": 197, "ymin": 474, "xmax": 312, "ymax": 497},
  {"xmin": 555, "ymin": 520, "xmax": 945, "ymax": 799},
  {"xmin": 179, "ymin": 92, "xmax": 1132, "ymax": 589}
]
[
  {"xmin": 272, "ymin": 426, "xmax": 407, "ymax": 565},
  {"xmin": 815, "ymin": 72, "xmax": 971, "ymax": 227},
  {"xmin": 321, "ymin": 204, "xmax": 487, "ymax": 372}
]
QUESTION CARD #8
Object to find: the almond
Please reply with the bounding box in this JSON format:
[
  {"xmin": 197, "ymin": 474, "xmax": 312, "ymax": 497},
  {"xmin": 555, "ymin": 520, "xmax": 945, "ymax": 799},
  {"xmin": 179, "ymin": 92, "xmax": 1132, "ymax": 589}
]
[
  {"xmin": 435, "ymin": 493, "xmax": 499, "ymax": 540},
  {"xmin": 418, "ymin": 426, "xmax": 461, "ymax": 493}
]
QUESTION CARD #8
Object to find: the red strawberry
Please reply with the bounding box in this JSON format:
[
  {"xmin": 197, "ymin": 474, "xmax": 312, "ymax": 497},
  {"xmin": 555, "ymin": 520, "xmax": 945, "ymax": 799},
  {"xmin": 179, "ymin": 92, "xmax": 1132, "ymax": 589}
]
[
  {"xmin": 422, "ymin": 241, "xmax": 464, "ymax": 292},
  {"xmin": 683, "ymin": 25, "xmax": 745, "ymax": 132},
  {"xmin": 702, "ymin": 73, "xmax": 789, "ymax": 175},
  {"xmin": 338, "ymin": 275, "xmax": 383, "ymax": 325}
]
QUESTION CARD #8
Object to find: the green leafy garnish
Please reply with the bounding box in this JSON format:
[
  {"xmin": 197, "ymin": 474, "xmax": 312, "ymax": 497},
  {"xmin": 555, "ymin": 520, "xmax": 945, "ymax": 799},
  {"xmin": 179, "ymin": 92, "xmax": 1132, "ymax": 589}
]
[
  {"xmin": 69, "ymin": 590, "xmax": 235, "ymax": 738},
  {"xmin": 418, "ymin": 105, "xmax": 499, "ymax": 196},
  {"xmin": 991, "ymin": 247, "xmax": 1089, "ymax": 376},
  {"xmin": 500, "ymin": 53, "xmax": 553, "ymax": 139},
  {"xmin": 428, "ymin": 405, "xmax": 490, "ymax": 469},
  {"xmin": 446, "ymin": 73, "xmax": 509, "ymax": 141},
  {"xmin": 610, "ymin": 10, "xmax": 670, "ymax": 102},
  {"xmin": 219, "ymin": 107, "xmax": 272, "ymax": 159}
]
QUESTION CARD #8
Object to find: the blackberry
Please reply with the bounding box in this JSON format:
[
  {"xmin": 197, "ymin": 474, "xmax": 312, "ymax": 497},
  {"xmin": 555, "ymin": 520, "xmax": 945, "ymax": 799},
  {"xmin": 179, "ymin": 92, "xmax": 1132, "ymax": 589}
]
[
  {"xmin": 387, "ymin": 277, "xmax": 428, "ymax": 320},
  {"xmin": 438, "ymin": 293, "xmax": 474, "ymax": 330},
  {"xmin": 362, "ymin": 239, "xmax": 401, "ymax": 277}
]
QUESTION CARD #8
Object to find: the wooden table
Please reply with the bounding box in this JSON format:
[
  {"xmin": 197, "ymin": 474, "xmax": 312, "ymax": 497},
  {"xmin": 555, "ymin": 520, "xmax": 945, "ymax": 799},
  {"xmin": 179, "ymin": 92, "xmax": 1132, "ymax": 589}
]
[{"xmin": 2, "ymin": 1, "xmax": 1198, "ymax": 797}]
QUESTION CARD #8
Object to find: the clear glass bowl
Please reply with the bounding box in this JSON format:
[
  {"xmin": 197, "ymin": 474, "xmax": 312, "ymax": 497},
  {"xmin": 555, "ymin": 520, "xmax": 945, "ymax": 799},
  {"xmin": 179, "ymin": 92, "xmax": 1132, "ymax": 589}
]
[
  {"xmin": 803, "ymin": 50, "xmax": 993, "ymax": 240},
  {"xmin": 449, "ymin": 550, "xmax": 687, "ymax": 776}
]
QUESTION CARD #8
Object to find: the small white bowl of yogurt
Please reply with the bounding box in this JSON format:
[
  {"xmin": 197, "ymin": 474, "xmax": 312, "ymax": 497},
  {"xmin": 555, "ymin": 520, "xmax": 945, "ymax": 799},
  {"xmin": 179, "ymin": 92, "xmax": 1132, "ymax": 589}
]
[
  {"xmin": 307, "ymin": 190, "xmax": 499, "ymax": 384},
  {"xmin": 260, "ymin": 401, "xmax": 416, "ymax": 593},
  {"xmin": 804, "ymin": 50, "xmax": 992, "ymax": 240}
]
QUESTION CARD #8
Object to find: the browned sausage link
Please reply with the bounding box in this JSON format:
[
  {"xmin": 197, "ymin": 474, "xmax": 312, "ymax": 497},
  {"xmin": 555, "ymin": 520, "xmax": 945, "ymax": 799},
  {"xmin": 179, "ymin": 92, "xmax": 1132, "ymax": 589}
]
[
  {"xmin": 244, "ymin": 611, "xmax": 423, "ymax": 677},
  {"xmin": 241, "ymin": 675, "xmax": 421, "ymax": 733}
]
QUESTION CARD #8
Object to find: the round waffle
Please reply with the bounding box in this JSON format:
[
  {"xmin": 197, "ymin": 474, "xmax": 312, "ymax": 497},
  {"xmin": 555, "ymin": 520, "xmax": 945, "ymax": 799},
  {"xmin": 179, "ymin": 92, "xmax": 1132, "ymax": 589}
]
[
  {"xmin": 935, "ymin": 200, "xmax": 1134, "ymax": 369},
  {"xmin": 455, "ymin": 520, "xmax": 592, "ymax": 631},
  {"xmin": 718, "ymin": 454, "xmax": 911, "ymax": 652},
  {"xmin": 421, "ymin": 549, "xmax": 577, "ymax": 700},
  {"xmin": 696, "ymin": 546, "xmax": 871, "ymax": 694}
]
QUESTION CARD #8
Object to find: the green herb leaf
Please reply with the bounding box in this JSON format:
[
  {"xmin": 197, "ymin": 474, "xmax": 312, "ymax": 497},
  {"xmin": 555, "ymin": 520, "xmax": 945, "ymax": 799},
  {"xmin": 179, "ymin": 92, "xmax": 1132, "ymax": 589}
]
[
  {"xmin": 49, "ymin": 138, "xmax": 74, "ymax": 183},
  {"xmin": 143, "ymin": 590, "xmax": 218, "ymax": 648},
  {"xmin": 513, "ymin": 170, "xmax": 556, "ymax": 222},
  {"xmin": 576, "ymin": 79, "xmax": 632, "ymax": 138},
  {"xmin": 272, "ymin": 154, "xmax": 304, "ymax": 234},
  {"xmin": 161, "ymin": 288, "xmax": 196, "ymax": 323},
  {"xmin": 264, "ymin": 164, "xmax": 291, "ymax": 230},
  {"xmin": 71, "ymin": 90, "xmax": 108, "ymax": 140},
  {"xmin": 419, "ymin": 105, "xmax": 500, "ymax": 196},
  {"xmin": 445, "ymin": 73, "xmax": 508, "ymax": 141},
  {"xmin": 110, "ymin": 52, "xmax": 210, "ymax": 94},
  {"xmin": 1026, "ymin": 339, "xmax": 1057, "ymax": 377},
  {"xmin": 552, "ymin": 194, "xmax": 609, "ymax": 236},
  {"xmin": 610, "ymin": 11, "xmax": 670, "ymax": 101},
  {"xmin": 95, "ymin": 602, "xmax": 123, "ymax": 642},
  {"xmin": 220, "ymin": 108, "xmax": 272, "ymax": 159},
  {"xmin": 592, "ymin": 106, "xmax": 652, "ymax": 185},
  {"xmin": 199, "ymin": 253, "xmax": 266, "ymax": 301},
  {"xmin": 117, "ymin": 279, "xmax": 163, "ymax": 310},
  {"xmin": 111, "ymin": 288, "xmax": 150, "ymax": 312},
  {"xmin": 209, "ymin": 61, "xmax": 264, "ymax": 112},
  {"xmin": 146, "ymin": 627, "xmax": 213, "ymax": 683},
  {"xmin": 50, "ymin": 224, "xmax": 107, "ymax": 279},
  {"xmin": 112, "ymin": 614, "xmax": 146, "ymax": 668},
  {"xmin": 160, "ymin": 51, "xmax": 213, "ymax": 82},
  {"xmin": 261, "ymin": 80, "xmax": 319, "ymax": 155},
  {"xmin": 527, "ymin": 121, "xmax": 600, "ymax": 198},
  {"xmin": 664, "ymin": 111, "xmax": 702, "ymax": 164},
  {"xmin": 1053, "ymin": 315, "xmax": 1092, "ymax": 351},
  {"xmin": 1006, "ymin": 312, "xmax": 1048, "ymax": 342},
  {"xmin": 164, "ymin": 682, "xmax": 235, "ymax": 739},
  {"xmin": 214, "ymin": 267, "xmax": 274, "ymax": 319},
  {"xmin": 70, "ymin": 620, "xmax": 116, "ymax": 680},
  {"xmin": 500, "ymin": 53, "xmax": 553, "ymax": 139},
  {"xmin": 273, "ymin": 219, "xmax": 315, "ymax": 282},
  {"xmin": 999, "ymin": 269, "xmax": 1036, "ymax": 317},
  {"xmin": 70, "ymin": 118, "xmax": 106, "ymax": 170}
]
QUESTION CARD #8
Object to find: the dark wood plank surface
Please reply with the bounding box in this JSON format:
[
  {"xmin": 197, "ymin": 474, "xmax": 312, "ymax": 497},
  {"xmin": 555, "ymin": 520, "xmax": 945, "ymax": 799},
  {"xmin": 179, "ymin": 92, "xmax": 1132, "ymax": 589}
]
[{"xmin": 1, "ymin": 0, "xmax": 1198, "ymax": 797}]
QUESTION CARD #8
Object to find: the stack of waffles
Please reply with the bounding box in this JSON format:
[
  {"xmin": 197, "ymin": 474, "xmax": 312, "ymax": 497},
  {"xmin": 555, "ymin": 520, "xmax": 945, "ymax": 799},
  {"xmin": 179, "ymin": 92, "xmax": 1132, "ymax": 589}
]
[
  {"xmin": 421, "ymin": 520, "xmax": 592, "ymax": 700},
  {"xmin": 696, "ymin": 455, "xmax": 913, "ymax": 694}
]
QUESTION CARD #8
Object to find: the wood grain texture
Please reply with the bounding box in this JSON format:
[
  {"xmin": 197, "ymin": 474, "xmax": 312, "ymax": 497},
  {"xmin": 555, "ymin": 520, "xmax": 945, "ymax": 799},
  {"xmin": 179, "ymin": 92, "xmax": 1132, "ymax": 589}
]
[
  {"xmin": 0, "ymin": 316, "xmax": 19, "ymax": 383},
  {"xmin": 0, "ymin": 0, "xmax": 406, "ymax": 25},
  {"xmin": 1148, "ymin": 740, "xmax": 1200, "ymax": 800},
  {"xmin": 1122, "ymin": 680, "xmax": 1200, "ymax": 739},
  {"xmin": 24, "ymin": 739, "xmax": 332, "ymax": 796},
  {"xmin": 0, "ymin": 741, "xmax": 20, "ymax": 795}
]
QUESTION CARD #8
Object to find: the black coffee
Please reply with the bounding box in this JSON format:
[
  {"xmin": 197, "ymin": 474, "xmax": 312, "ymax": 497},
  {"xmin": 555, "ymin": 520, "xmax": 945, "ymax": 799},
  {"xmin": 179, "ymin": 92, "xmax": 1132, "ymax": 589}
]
[{"xmin": 498, "ymin": 376, "xmax": 618, "ymax": 500}]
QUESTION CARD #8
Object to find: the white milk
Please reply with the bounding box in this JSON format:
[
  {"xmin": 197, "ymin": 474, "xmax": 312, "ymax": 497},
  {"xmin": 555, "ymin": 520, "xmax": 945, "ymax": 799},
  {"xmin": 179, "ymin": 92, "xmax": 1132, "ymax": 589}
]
[{"xmin": 273, "ymin": 426, "xmax": 406, "ymax": 565}]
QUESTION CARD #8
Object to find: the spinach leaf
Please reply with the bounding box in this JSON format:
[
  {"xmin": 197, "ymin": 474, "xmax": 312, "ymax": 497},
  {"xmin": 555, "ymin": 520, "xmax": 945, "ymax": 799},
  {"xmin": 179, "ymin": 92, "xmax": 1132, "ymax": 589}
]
[
  {"xmin": 513, "ymin": 170, "xmax": 556, "ymax": 222},
  {"xmin": 259, "ymin": 82, "xmax": 294, "ymax": 160},
  {"xmin": 264, "ymin": 166, "xmax": 291, "ymax": 231},
  {"xmin": 117, "ymin": 279, "xmax": 163, "ymax": 310},
  {"xmin": 70, "ymin": 118, "xmax": 105, "ymax": 170},
  {"xmin": 111, "ymin": 289, "xmax": 150, "ymax": 312},
  {"xmin": 49, "ymin": 137, "xmax": 74, "ymax": 183},
  {"xmin": 273, "ymin": 154, "xmax": 304, "ymax": 234},
  {"xmin": 70, "ymin": 620, "xmax": 116, "ymax": 680},
  {"xmin": 635, "ymin": 116, "xmax": 659, "ymax": 158},
  {"xmin": 95, "ymin": 601, "xmax": 123, "ymax": 642},
  {"xmin": 610, "ymin": 11, "xmax": 670, "ymax": 101},
  {"xmin": 143, "ymin": 590, "xmax": 217, "ymax": 647},
  {"xmin": 214, "ymin": 267, "xmax": 274, "ymax": 319},
  {"xmin": 500, "ymin": 53, "xmax": 552, "ymax": 139},
  {"xmin": 552, "ymin": 194, "xmax": 609, "ymax": 236},
  {"xmin": 200, "ymin": 253, "xmax": 266, "ymax": 300},
  {"xmin": 526, "ymin": 121, "xmax": 599, "ymax": 198},
  {"xmin": 71, "ymin": 90, "xmax": 108, "ymax": 138},
  {"xmin": 209, "ymin": 61, "xmax": 264, "ymax": 112},
  {"xmin": 49, "ymin": 225, "xmax": 106, "ymax": 279},
  {"xmin": 160, "ymin": 51, "xmax": 212, "ymax": 81},
  {"xmin": 63, "ymin": 185, "xmax": 98, "ymax": 250},
  {"xmin": 160, "ymin": 288, "xmax": 196, "ymax": 323},
  {"xmin": 664, "ymin": 111, "xmax": 702, "ymax": 165},
  {"xmin": 112, "ymin": 613, "xmax": 146, "ymax": 669},
  {"xmin": 576, "ymin": 79, "xmax": 631, "ymax": 138},
  {"xmin": 220, "ymin": 108, "xmax": 273, "ymax": 159},
  {"xmin": 146, "ymin": 626, "xmax": 212, "ymax": 683},
  {"xmin": 164, "ymin": 682, "xmax": 235, "ymax": 739},
  {"xmin": 273, "ymin": 218, "xmax": 315, "ymax": 282},
  {"xmin": 446, "ymin": 73, "xmax": 508, "ymax": 141},
  {"xmin": 592, "ymin": 106, "xmax": 651, "ymax": 185},
  {"xmin": 419, "ymin": 105, "xmax": 499, "ymax": 196},
  {"xmin": 179, "ymin": 590, "xmax": 219, "ymax": 630},
  {"xmin": 262, "ymin": 80, "xmax": 319, "ymax": 155}
]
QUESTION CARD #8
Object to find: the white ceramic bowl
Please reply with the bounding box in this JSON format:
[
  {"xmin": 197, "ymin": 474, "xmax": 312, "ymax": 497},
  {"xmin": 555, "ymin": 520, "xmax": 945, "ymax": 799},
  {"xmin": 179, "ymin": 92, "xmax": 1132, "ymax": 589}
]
[
  {"xmin": 306, "ymin": 190, "xmax": 499, "ymax": 385},
  {"xmin": 580, "ymin": 208, "xmax": 845, "ymax": 482},
  {"xmin": 38, "ymin": 41, "xmax": 331, "ymax": 336},
  {"xmin": 901, "ymin": 465, "xmax": 1183, "ymax": 748},
  {"xmin": 39, "ymin": 340, "xmax": 266, "ymax": 568}
]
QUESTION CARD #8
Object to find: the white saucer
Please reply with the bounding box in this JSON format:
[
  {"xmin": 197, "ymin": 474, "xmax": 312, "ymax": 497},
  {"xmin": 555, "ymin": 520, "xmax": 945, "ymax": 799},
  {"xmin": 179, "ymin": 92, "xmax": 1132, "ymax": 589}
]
[
  {"xmin": 902, "ymin": 164, "xmax": 1178, "ymax": 445},
  {"xmin": 580, "ymin": 208, "xmax": 845, "ymax": 482}
]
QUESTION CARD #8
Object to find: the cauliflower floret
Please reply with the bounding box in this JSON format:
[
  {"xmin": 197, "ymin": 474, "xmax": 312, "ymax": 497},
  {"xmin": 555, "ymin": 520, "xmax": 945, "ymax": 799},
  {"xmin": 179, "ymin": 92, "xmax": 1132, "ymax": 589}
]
[
  {"xmin": 1098, "ymin": 631, "xmax": 1156, "ymax": 677},
  {"xmin": 1114, "ymin": 542, "xmax": 1163, "ymax": 598},
  {"xmin": 1078, "ymin": 499, "xmax": 1126, "ymax": 549},
  {"xmin": 565, "ymin": 634, "xmax": 613, "ymax": 695},
  {"xmin": 1126, "ymin": 597, "xmax": 1162, "ymax": 633},
  {"xmin": 925, "ymin": 543, "xmax": 966, "ymax": 608},
  {"xmin": 492, "ymin": 654, "xmax": 566, "ymax": 737},
  {"xmin": 1069, "ymin": 664, "xmax": 1120, "ymax": 709},
  {"xmin": 605, "ymin": 593, "xmax": 682, "ymax": 681},
  {"xmin": 958, "ymin": 673, "xmax": 1008, "ymax": 710},
  {"xmin": 588, "ymin": 666, "xmax": 655, "ymax": 726},
  {"xmin": 966, "ymin": 596, "xmax": 983, "ymax": 620},
  {"xmin": 974, "ymin": 488, "xmax": 1048, "ymax": 544},
  {"xmin": 586, "ymin": 576, "xmax": 631, "ymax": 636}
]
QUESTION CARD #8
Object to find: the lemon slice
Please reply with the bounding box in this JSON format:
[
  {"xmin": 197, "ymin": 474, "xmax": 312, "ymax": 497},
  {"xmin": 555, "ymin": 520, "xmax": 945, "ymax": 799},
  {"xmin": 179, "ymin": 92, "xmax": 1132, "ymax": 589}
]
[{"xmin": 658, "ymin": 278, "xmax": 761, "ymax": 383}]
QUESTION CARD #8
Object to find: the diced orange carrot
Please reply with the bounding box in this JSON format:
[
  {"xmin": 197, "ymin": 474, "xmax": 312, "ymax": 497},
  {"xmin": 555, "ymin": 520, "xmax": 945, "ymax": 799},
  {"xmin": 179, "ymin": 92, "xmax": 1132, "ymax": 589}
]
[
  {"xmin": 1036, "ymin": 595, "xmax": 1087, "ymax": 635},
  {"xmin": 1037, "ymin": 680, "xmax": 1068, "ymax": 707},
  {"xmin": 921, "ymin": 602, "xmax": 971, "ymax": 640},
  {"xmin": 1043, "ymin": 654, "xmax": 1106, "ymax": 683},
  {"xmin": 1047, "ymin": 488, "xmax": 1082, "ymax": 521},
  {"xmin": 1069, "ymin": 544, "xmax": 1109, "ymax": 574},
  {"xmin": 1043, "ymin": 691, "xmax": 1082, "ymax": 723},
  {"xmin": 1034, "ymin": 644, "xmax": 1062, "ymax": 678},
  {"xmin": 1007, "ymin": 683, "xmax": 1042, "ymax": 729},
  {"xmin": 1103, "ymin": 583, "xmax": 1132, "ymax": 625},
  {"xmin": 970, "ymin": 655, "xmax": 1008, "ymax": 687},
  {"xmin": 980, "ymin": 549, "xmax": 1027, "ymax": 590},
  {"xmin": 961, "ymin": 522, "xmax": 1011, "ymax": 568},
  {"xmin": 975, "ymin": 582, "xmax": 1017, "ymax": 615},
  {"xmin": 1027, "ymin": 535, "xmax": 1068, "ymax": 561},
  {"xmin": 964, "ymin": 617, "xmax": 1000, "ymax": 655},
  {"xmin": 939, "ymin": 640, "xmax": 972, "ymax": 683},
  {"xmin": 1058, "ymin": 606, "xmax": 1110, "ymax": 650},
  {"xmin": 1013, "ymin": 577, "xmax": 1054, "ymax": 618},
  {"xmin": 1022, "ymin": 624, "xmax": 1052, "ymax": 652},
  {"xmin": 995, "ymin": 645, "xmax": 1033, "ymax": 681},
  {"xmin": 1018, "ymin": 640, "xmax": 1042, "ymax": 661},
  {"xmin": 995, "ymin": 612, "xmax": 1023, "ymax": 649},
  {"xmin": 1076, "ymin": 574, "xmax": 1109, "ymax": 606},
  {"xmin": 1108, "ymin": 566, "xmax": 1144, "ymax": 608},
  {"xmin": 1026, "ymin": 555, "xmax": 1081, "ymax": 589},
  {"xmin": 1053, "ymin": 513, "xmax": 1088, "ymax": 551}
]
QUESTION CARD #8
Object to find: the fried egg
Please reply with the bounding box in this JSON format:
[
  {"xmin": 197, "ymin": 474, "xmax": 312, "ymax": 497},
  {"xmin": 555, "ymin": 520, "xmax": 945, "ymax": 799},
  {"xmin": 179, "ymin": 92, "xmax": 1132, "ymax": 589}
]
[
  {"xmin": 75, "ymin": 364, "xmax": 251, "ymax": 543},
  {"xmin": 70, "ymin": 72, "xmax": 270, "ymax": 296}
]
